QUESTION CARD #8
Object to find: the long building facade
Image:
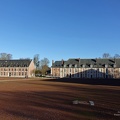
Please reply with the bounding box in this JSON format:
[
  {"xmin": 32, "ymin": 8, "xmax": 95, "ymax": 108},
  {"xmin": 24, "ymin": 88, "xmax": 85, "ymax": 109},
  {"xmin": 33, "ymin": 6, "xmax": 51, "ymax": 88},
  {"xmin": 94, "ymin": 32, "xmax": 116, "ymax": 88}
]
[
  {"xmin": 0, "ymin": 59, "xmax": 35, "ymax": 77},
  {"xmin": 51, "ymin": 58, "xmax": 120, "ymax": 78}
]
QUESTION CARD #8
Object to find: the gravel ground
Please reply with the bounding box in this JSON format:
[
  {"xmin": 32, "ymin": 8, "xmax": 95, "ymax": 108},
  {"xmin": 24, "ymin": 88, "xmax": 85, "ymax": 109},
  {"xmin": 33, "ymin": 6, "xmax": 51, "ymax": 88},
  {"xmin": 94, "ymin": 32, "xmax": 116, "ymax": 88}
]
[{"xmin": 0, "ymin": 77, "xmax": 119, "ymax": 120}]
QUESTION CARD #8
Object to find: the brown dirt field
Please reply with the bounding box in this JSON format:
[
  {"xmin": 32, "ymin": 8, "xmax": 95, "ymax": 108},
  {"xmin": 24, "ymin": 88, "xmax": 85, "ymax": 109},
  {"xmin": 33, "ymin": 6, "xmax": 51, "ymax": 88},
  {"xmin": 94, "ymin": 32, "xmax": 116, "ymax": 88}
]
[{"xmin": 0, "ymin": 77, "xmax": 119, "ymax": 120}]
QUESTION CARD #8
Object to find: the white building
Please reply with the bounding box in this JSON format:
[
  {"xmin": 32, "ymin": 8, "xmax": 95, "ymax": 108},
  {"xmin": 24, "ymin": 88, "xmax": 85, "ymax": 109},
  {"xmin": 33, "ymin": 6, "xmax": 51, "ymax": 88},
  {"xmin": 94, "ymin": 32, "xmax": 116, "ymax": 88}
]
[{"xmin": 51, "ymin": 58, "xmax": 120, "ymax": 78}]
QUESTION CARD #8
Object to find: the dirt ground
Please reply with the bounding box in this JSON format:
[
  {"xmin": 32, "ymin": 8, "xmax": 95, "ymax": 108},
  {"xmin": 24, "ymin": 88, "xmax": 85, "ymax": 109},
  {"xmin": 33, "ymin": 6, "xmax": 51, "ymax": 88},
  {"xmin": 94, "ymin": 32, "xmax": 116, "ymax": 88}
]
[{"xmin": 0, "ymin": 77, "xmax": 119, "ymax": 120}]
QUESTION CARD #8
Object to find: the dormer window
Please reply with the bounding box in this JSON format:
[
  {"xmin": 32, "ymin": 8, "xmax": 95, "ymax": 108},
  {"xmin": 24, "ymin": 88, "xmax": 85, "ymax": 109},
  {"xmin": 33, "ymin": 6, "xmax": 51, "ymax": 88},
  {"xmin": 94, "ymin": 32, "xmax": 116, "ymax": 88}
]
[
  {"xmin": 64, "ymin": 64, "xmax": 66, "ymax": 68},
  {"xmin": 69, "ymin": 64, "xmax": 72, "ymax": 67},
  {"xmin": 105, "ymin": 64, "xmax": 108, "ymax": 68},
  {"xmin": 75, "ymin": 64, "xmax": 77, "ymax": 68},
  {"xmin": 83, "ymin": 64, "xmax": 85, "ymax": 68},
  {"xmin": 90, "ymin": 64, "xmax": 93, "ymax": 68},
  {"xmin": 114, "ymin": 64, "xmax": 116, "ymax": 68}
]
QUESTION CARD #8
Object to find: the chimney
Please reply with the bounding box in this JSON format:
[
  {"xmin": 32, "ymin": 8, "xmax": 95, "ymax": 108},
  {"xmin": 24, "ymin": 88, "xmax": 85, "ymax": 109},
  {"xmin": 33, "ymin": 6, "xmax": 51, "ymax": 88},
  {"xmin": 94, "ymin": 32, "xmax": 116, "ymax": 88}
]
[
  {"xmin": 52, "ymin": 60, "xmax": 54, "ymax": 65},
  {"xmin": 114, "ymin": 57, "xmax": 116, "ymax": 63},
  {"xmin": 96, "ymin": 58, "xmax": 97, "ymax": 63},
  {"xmin": 62, "ymin": 59, "xmax": 64, "ymax": 65},
  {"xmin": 78, "ymin": 58, "xmax": 80, "ymax": 65}
]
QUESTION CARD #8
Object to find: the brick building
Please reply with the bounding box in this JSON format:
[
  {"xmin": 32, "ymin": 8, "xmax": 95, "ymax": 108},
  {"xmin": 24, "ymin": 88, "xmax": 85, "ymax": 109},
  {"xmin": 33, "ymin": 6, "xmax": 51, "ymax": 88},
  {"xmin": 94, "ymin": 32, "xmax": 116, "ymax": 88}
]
[
  {"xmin": 0, "ymin": 59, "xmax": 35, "ymax": 77},
  {"xmin": 51, "ymin": 58, "xmax": 120, "ymax": 78}
]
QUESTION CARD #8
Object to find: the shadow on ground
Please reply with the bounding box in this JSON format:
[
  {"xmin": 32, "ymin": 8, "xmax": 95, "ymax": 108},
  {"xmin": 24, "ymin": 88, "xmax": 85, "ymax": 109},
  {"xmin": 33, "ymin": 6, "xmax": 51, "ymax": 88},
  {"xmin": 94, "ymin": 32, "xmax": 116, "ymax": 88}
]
[{"xmin": 42, "ymin": 78, "xmax": 120, "ymax": 86}]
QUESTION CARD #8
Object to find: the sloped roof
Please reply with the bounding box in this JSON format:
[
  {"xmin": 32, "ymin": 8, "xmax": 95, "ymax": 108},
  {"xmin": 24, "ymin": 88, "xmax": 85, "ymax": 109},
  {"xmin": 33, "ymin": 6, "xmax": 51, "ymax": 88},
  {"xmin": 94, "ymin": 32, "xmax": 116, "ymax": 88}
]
[
  {"xmin": 52, "ymin": 58, "xmax": 120, "ymax": 68},
  {"xmin": 0, "ymin": 59, "xmax": 32, "ymax": 67},
  {"xmin": 65, "ymin": 59, "xmax": 79, "ymax": 66},
  {"xmin": 52, "ymin": 61, "xmax": 64, "ymax": 67}
]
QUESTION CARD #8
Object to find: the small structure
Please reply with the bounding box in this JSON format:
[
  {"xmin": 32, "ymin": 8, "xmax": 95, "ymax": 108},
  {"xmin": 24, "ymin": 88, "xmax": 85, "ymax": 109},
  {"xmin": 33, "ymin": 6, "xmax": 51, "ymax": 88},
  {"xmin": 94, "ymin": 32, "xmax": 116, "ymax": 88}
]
[{"xmin": 73, "ymin": 100, "xmax": 95, "ymax": 106}]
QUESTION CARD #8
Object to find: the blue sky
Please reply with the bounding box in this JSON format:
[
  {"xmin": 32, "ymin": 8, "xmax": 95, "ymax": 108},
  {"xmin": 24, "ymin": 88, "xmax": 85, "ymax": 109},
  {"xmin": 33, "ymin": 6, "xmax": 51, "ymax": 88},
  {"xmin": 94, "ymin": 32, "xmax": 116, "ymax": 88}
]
[{"xmin": 0, "ymin": 0, "xmax": 120, "ymax": 65}]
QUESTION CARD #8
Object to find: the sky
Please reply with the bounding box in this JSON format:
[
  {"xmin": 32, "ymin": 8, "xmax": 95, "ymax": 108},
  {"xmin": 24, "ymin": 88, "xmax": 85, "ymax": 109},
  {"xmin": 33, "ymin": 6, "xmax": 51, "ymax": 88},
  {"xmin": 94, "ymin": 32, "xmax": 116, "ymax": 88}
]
[{"xmin": 0, "ymin": 0, "xmax": 120, "ymax": 66}]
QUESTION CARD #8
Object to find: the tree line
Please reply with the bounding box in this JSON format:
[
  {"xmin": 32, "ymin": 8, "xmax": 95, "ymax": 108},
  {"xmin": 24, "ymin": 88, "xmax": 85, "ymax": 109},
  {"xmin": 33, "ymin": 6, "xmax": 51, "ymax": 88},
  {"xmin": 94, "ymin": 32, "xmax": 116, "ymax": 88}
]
[
  {"xmin": 33, "ymin": 54, "xmax": 50, "ymax": 76},
  {"xmin": 102, "ymin": 53, "xmax": 120, "ymax": 58},
  {"xmin": 0, "ymin": 53, "xmax": 12, "ymax": 60}
]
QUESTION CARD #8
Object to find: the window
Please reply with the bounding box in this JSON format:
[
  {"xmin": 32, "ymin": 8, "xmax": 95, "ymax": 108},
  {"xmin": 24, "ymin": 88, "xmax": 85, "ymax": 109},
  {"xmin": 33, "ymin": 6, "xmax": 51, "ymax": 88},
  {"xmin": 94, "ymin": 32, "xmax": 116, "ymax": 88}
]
[
  {"xmin": 75, "ymin": 64, "xmax": 77, "ymax": 68},
  {"xmin": 114, "ymin": 64, "xmax": 116, "ymax": 68},
  {"xmin": 69, "ymin": 64, "xmax": 72, "ymax": 67},
  {"xmin": 64, "ymin": 73, "xmax": 66, "ymax": 77},
  {"xmin": 105, "ymin": 64, "xmax": 108, "ymax": 68},
  {"xmin": 83, "ymin": 64, "xmax": 85, "ymax": 68},
  {"xmin": 90, "ymin": 64, "xmax": 93, "ymax": 68},
  {"xmin": 75, "ymin": 68, "xmax": 77, "ymax": 72}
]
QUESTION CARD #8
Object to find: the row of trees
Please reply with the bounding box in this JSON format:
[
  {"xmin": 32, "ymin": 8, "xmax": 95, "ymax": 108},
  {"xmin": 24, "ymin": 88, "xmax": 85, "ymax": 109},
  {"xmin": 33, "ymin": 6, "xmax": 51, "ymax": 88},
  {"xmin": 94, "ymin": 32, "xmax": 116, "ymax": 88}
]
[
  {"xmin": 102, "ymin": 53, "xmax": 120, "ymax": 58},
  {"xmin": 0, "ymin": 53, "xmax": 12, "ymax": 60},
  {"xmin": 33, "ymin": 54, "xmax": 50, "ymax": 76}
]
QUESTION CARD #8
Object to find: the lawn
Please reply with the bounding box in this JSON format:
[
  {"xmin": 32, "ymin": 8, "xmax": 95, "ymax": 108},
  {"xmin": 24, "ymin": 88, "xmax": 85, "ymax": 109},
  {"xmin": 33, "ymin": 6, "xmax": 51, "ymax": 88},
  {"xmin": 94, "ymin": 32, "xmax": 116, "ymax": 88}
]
[{"xmin": 0, "ymin": 77, "xmax": 119, "ymax": 120}]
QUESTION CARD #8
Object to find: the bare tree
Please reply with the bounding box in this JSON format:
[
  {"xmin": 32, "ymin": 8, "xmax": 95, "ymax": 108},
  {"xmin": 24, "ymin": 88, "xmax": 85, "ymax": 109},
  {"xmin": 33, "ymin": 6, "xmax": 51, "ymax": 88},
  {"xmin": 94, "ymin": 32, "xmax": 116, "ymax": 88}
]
[
  {"xmin": 114, "ymin": 54, "xmax": 120, "ymax": 58},
  {"xmin": 6, "ymin": 54, "xmax": 12, "ymax": 60},
  {"xmin": 41, "ymin": 65, "xmax": 50, "ymax": 75},
  {"xmin": 103, "ymin": 53, "xmax": 110, "ymax": 58},
  {"xmin": 19, "ymin": 58, "xmax": 30, "ymax": 60},
  {"xmin": 0, "ymin": 53, "xmax": 12, "ymax": 60},
  {"xmin": 40, "ymin": 58, "xmax": 50, "ymax": 75},
  {"xmin": 33, "ymin": 54, "xmax": 40, "ymax": 69},
  {"xmin": 40, "ymin": 58, "xmax": 50, "ymax": 66}
]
